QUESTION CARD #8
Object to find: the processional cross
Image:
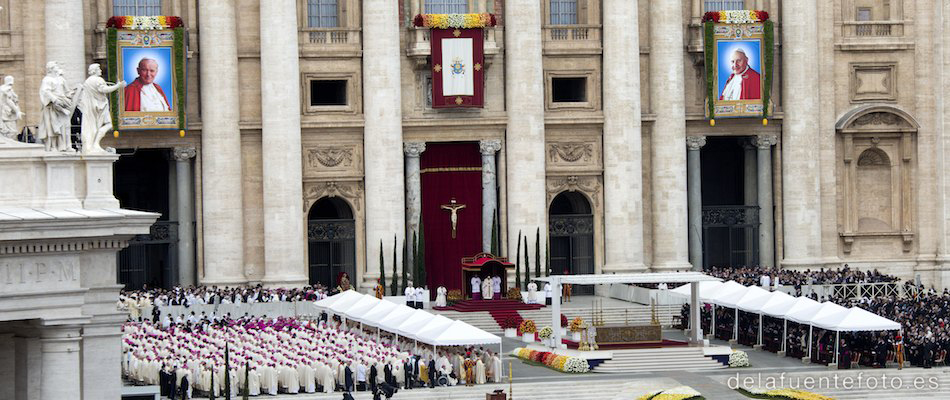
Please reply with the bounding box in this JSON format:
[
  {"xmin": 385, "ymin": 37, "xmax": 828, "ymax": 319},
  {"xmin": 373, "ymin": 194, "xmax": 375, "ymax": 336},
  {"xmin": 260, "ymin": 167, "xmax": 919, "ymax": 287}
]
[{"xmin": 440, "ymin": 198, "xmax": 466, "ymax": 239}]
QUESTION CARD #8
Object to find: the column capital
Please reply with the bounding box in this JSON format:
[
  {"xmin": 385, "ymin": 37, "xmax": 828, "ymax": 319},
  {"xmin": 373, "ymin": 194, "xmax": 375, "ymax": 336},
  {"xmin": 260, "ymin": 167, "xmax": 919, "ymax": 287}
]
[
  {"xmin": 173, "ymin": 147, "xmax": 197, "ymax": 161},
  {"xmin": 753, "ymin": 134, "xmax": 778, "ymax": 149},
  {"xmin": 685, "ymin": 136, "xmax": 707, "ymax": 151},
  {"xmin": 404, "ymin": 142, "xmax": 426, "ymax": 158},
  {"xmin": 479, "ymin": 139, "xmax": 502, "ymax": 155}
]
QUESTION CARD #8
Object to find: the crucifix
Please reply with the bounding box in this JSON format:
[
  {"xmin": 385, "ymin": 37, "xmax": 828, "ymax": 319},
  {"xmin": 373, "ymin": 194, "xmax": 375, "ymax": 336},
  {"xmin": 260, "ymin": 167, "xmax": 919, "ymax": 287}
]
[{"xmin": 440, "ymin": 198, "xmax": 466, "ymax": 239}]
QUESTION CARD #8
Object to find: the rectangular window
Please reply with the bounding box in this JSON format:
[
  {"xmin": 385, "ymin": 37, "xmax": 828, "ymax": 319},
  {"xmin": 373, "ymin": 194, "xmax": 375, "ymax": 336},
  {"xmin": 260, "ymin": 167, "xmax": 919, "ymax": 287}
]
[
  {"xmin": 550, "ymin": 0, "xmax": 578, "ymax": 25},
  {"xmin": 424, "ymin": 0, "xmax": 468, "ymax": 14},
  {"xmin": 308, "ymin": 0, "xmax": 339, "ymax": 28},
  {"xmin": 552, "ymin": 77, "xmax": 587, "ymax": 103},
  {"xmin": 856, "ymin": 7, "xmax": 872, "ymax": 21},
  {"xmin": 703, "ymin": 0, "xmax": 745, "ymax": 12},
  {"xmin": 310, "ymin": 80, "xmax": 348, "ymax": 106},
  {"xmin": 113, "ymin": 0, "xmax": 162, "ymax": 16}
]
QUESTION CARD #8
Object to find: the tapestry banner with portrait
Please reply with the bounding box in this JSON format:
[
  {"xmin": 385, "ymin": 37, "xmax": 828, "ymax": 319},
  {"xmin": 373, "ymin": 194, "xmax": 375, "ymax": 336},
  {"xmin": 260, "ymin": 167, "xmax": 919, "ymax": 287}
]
[
  {"xmin": 413, "ymin": 14, "xmax": 496, "ymax": 108},
  {"xmin": 106, "ymin": 16, "xmax": 186, "ymax": 133},
  {"xmin": 702, "ymin": 11, "xmax": 774, "ymax": 124}
]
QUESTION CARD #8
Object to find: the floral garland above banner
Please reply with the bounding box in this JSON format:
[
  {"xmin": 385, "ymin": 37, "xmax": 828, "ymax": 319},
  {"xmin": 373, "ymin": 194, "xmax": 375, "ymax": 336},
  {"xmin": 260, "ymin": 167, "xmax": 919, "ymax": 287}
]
[
  {"xmin": 413, "ymin": 13, "xmax": 496, "ymax": 29},
  {"xmin": 107, "ymin": 16, "xmax": 183, "ymax": 30},
  {"xmin": 106, "ymin": 16, "xmax": 187, "ymax": 134},
  {"xmin": 702, "ymin": 10, "xmax": 769, "ymax": 24},
  {"xmin": 702, "ymin": 10, "xmax": 773, "ymax": 126}
]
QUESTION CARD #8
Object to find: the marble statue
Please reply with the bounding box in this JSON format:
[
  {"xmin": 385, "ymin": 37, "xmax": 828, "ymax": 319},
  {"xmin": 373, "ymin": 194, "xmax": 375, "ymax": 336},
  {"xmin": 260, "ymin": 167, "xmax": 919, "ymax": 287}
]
[
  {"xmin": 0, "ymin": 76, "xmax": 24, "ymax": 141},
  {"xmin": 38, "ymin": 61, "xmax": 78, "ymax": 152},
  {"xmin": 78, "ymin": 63, "xmax": 125, "ymax": 153}
]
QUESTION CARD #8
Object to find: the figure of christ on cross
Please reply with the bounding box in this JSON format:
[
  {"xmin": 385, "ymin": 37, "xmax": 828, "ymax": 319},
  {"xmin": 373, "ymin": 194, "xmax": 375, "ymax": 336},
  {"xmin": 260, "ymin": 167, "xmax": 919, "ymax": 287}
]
[{"xmin": 440, "ymin": 198, "xmax": 466, "ymax": 239}]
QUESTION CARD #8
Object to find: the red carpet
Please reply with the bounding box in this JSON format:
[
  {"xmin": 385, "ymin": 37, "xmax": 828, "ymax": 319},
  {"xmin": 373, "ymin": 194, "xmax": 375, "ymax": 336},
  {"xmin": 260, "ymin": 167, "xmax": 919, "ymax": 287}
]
[
  {"xmin": 561, "ymin": 339, "xmax": 689, "ymax": 350},
  {"xmin": 432, "ymin": 299, "xmax": 545, "ymax": 312},
  {"xmin": 433, "ymin": 299, "xmax": 545, "ymax": 331}
]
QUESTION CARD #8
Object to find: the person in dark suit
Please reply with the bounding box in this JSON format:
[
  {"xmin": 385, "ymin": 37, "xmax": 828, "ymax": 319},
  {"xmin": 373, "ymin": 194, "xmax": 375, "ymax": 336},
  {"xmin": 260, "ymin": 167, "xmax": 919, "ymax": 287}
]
[
  {"xmin": 384, "ymin": 363, "xmax": 394, "ymax": 387},
  {"xmin": 159, "ymin": 366, "xmax": 170, "ymax": 396},
  {"xmin": 178, "ymin": 373, "xmax": 189, "ymax": 399},
  {"xmin": 403, "ymin": 359, "xmax": 413, "ymax": 389},
  {"xmin": 427, "ymin": 358, "xmax": 436, "ymax": 388},
  {"xmin": 369, "ymin": 363, "xmax": 378, "ymax": 393},
  {"xmin": 345, "ymin": 364, "xmax": 356, "ymax": 392}
]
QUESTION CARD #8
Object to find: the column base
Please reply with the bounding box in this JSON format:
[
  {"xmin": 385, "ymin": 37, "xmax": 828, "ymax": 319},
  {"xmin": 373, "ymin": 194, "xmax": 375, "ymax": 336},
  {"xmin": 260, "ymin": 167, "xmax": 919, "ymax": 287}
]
[
  {"xmin": 801, "ymin": 357, "xmax": 811, "ymax": 364},
  {"xmin": 261, "ymin": 276, "xmax": 309, "ymax": 289},
  {"xmin": 780, "ymin": 259, "xmax": 826, "ymax": 270},
  {"xmin": 199, "ymin": 277, "xmax": 250, "ymax": 286},
  {"xmin": 777, "ymin": 351, "xmax": 786, "ymax": 357},
  {"xmin": 651, "ymin": 262, "xmax": 694, "ymax": 272},
  {"xmin": 602, "ymin": 263, "xmax": 649, "ymax": 274}
]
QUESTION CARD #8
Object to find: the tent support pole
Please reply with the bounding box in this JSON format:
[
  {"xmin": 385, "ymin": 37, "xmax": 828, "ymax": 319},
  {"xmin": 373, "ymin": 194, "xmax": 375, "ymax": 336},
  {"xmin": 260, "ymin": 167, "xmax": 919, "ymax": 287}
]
[
  {"xmin": 782, "ymin": 319, "xmax": 787, "ymax": 354},
  {"xmin": 757, "ymin": 313, "xmax": 763, "ymax": 346},
  {"xmin": 834, "ymin": 330, "xmax": 840, "ymax": 367},
  {"xmin": 807, "ymin": 325, "xmax": 813, "ymax": 362}
]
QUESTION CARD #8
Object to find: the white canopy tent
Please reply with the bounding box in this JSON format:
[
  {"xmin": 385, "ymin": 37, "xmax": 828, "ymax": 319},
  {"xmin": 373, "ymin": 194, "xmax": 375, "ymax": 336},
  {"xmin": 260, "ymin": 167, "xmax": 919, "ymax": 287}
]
[
  {"xmin": 313, "ymin": 289, "xmax": 362, "ymax": 312},
  {"xmin": 427, "ymin": 320, "xmax": 502, "ymax": 346},
  {"xmin": 412, "ymin": 315, "xmax": 456, "ymax": 342},
  {"xmin": 705, "ymin": 281, "xmax": 747, "ymax": 338},
  {"xmin": 814, "ymin": 307, "xmax": 901, "ymax": 332},
  {"xmin": 356, "ymin": 299, "xmax": 398, "ymax": 325},
  {"xmin": 396, "ymin": 309, "xmax": 436, "ymax": 338},
  {"xmin": 755, "ymin": 290, "xmax": 797, "ymax": 353},
  {"xmin": 342, "ymin": 295, "xmax": 381, "ymax": 326},
  {"xmin": 733, "ymin": 286, "xmax": 775, "ymax": 346},
  {"xmin": 376, "ymin": 304, "xmax": 417, "ymax": 334},
  {"xmin": 670, "ymin": 281, "xmax": 725, "ymax": 301},
  {"xmin": 328, "ymin": 291, "xmax": 370, "ymax": 315}
]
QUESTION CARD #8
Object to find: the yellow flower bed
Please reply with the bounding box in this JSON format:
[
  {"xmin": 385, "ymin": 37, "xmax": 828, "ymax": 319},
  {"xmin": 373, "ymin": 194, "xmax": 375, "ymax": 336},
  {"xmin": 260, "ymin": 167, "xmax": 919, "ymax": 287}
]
[{"xmin": 763, "ymin": 389, "xmax": 834, "ymax": 400}]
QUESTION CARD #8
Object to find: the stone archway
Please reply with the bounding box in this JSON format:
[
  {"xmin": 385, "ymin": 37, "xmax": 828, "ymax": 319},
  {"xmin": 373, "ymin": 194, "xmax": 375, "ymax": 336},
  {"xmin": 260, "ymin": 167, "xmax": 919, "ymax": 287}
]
[
  {"xmin": 307, "ymin": 197, "xmax": 357, "ymax": 289},
  {"xmin": 549, "ymin": 191, "xmax": 595, "ymax": 295}
]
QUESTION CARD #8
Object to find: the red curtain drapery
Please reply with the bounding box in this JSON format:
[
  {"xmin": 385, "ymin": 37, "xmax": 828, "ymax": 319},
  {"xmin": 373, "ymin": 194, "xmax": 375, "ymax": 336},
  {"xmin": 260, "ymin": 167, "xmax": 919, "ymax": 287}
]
[{"xmin": 420, "ymin": 142, "xmax": 482, "ymax": 295}]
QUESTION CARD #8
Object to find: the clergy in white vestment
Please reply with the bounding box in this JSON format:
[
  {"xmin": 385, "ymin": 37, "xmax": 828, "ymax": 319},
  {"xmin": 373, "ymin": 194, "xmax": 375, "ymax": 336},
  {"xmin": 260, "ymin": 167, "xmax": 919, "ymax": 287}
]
[
  {"xmin": 481, "ymin": 277, "xmax": 493, "ymax": 301},
  {"xmin": 544, "ymin": 282, "xmax": 553, "ymax": 306},
  {"xmin": 435, "ymin": 286, "xmax": 448, "ymax": 307},
  {"xmin": 471, "ymin": 275, "xmax": 482, "ymax": 300},
  {"xmin": 492, "ymin": 276, "xmax": 502, "ymax": 300},
  {"xmin": 475, "ymin": 359, "xmax": 486, "ymax": 384},
  {"xmin": 527, "ymin": 282, "xmax": 538, "ymax": 304},
  {"xmin": 492, "ymin": 355, "xmax": 503, "ymax": 383},
  {"xmin": 404, "ymin": 283, "xmax": 415, "ymax": 308}
]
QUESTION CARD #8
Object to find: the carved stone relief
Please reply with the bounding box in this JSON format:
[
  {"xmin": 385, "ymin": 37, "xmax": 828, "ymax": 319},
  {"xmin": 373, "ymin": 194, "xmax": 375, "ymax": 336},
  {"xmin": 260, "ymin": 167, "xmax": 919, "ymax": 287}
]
[
  {"xmin": 304, "ymin": 181, "xmax": 363, "ymax": 211},
  {"xmin": 546, "ymin": 175, "xmax": 601, "ymax": 207},
  {"xmin": 303, "ymin": 144, "xmax": 362, "ymax": 178},
  {"xmin": 852, "ymin": 112, "xmax": 907, "ymax": 128},
  {"xmin": 548, "ymin": 142, "xmax": 594, "ymax": 164}
]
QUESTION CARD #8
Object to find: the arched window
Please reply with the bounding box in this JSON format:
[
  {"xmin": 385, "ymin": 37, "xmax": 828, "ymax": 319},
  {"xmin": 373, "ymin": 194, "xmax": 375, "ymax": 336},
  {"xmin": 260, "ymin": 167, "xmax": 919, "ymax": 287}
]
[
  {"xmin": 113, "ymin": 0, "xmax": 162, "ymax": 16},
  {"xmin": 307, "ymin": 0, "xmax": 339, "ymax": 28}
]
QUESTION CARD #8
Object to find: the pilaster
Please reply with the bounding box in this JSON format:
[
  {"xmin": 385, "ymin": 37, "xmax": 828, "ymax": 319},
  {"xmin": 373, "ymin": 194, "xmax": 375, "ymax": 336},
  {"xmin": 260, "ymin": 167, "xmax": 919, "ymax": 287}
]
[
  {"xmin": 480, "ymin": 139, "xmax": 501, "ymax": 252},
  {"xmin": 686, "ymin": 136, "xmax": 706, "ymax": 271},
  {"xmin": 173, "ymin": 147, "xmax": 197, "ymax": 287}
]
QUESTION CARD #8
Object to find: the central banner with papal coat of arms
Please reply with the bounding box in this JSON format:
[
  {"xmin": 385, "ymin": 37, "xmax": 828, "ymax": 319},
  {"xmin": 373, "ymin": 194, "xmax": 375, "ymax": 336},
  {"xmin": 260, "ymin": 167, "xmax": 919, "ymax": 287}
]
[{"xmin": 415, "ymin": 14, "xmax": 495, "ymax": 108}]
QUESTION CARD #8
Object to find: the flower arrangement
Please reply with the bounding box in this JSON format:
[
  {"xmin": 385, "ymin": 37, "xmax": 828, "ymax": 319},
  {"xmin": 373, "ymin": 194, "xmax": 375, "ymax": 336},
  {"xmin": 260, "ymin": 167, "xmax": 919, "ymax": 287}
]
[
  {"xmin": 518, "ymin": 319, "xmax": 537, "ymax": 335},
  {"xmin": 538, "ymin": 326, "xmax": 554, "ymax": 339},
  {"xmin": 701, "ymin": 10, "xmax": 769, "ymax": 24},
  {"xmin": 637, "ymin": 386, "xmax": 703, "ymax": 400},
  {"xmin": 512, "ymin": 347, "xmax": 589, "ymax": 373},
  {"xmin": 446, "ymin": 289, "xmax": 463, "ymax": 303},
  {"xmin": 569, "ymin": 317, "xmax": 585, "ymax": 332},
  {"xmin": 502, "ymin": 316, "xmax": 520, "ymax": 330},
  {"xmin": 506, "ymin": 287, "xmax": 521, "ymax": 300},
  {"xmin": 729, "ymin": 350, "xmax": 750, "ymax": 368},
  {"xmin": 739, "ymin": 387, "xmax": 834, "ymax": 400},
  {"xmin": 413, "ymin": 13, "xmax": 497, "ymax": 29},
  {"xmin": 106, "ymin": 16, "xmax": 183, "ymax": 30}
]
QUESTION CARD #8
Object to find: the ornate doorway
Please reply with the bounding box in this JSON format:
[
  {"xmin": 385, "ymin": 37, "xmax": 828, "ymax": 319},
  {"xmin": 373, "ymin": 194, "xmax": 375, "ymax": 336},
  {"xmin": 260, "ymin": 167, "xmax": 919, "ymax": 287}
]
[
  {"xmin": 549, "ymin": 191, "xmax": 594, "ymax": 295},
  {"xmin": 308, "ymin": 197, "xmax": 356, "ymax": 288},
  {"xmin": 114, "ymin": 148, "xmax": 176, "ymax": 290},
  {"xmin": 701, "ymin": 137, "xmax": 759, "ymax": 268}
]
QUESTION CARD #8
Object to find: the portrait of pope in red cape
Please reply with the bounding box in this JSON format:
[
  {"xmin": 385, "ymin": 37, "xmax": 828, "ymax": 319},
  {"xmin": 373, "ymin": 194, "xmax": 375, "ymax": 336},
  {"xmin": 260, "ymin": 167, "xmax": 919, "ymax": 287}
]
[
  {"xmin": 122, "ymin": 48, "xmax": 174, "ymax": 112},
  {"xmin": 717, "ymin": 41, "xmax": 762, "ymax": 101}
]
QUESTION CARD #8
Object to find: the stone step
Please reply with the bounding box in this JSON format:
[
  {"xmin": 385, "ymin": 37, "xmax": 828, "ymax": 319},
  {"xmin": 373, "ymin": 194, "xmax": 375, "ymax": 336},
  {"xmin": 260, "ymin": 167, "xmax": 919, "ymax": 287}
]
[{"xmin": 270, "ymin": 379, "xmax": 631, "ymax": 399}]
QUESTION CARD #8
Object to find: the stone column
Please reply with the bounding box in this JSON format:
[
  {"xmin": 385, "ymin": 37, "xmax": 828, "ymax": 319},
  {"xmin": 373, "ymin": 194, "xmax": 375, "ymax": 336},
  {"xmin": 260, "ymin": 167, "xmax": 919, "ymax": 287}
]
[
  {"xmin": 364, "ymin": 0, "xmax": 406, "ymax": 285},
  {"xmin": 743, "ymin": 142, "xmax": 757, "ymax": 266},
  {"xmin": 39, "ymin": 325, "xmax": 81, "ymax": 400},
  {"xmin": 602, "ymin": 0, "xmax": 646, "ymax": 273},
  {"xmin": 81, "ymin": 322, "xmax": 123, "ymax": 400},
  {"xmin": 260, "ymin": 0, "xmax": 307, "ymax": 287},
  {"xmin": 0, "ymin": 333, "xmax": 13, "ymax": 400},
  {"xmin": 405, "ymin": 142, "xmax": 426, "ymax": 264},
  {"xmin": 45, "ymin": 0, "xmax": 85, "ymax": 84},
  {"xmin": 505, "ymin": 1, "xmax": 547, "ymax": 262},
  {"xmin": 754, "ymin": 134, "xmax": 778, "ymax": 268},
  {"xmin": 480, "ymin": 140, "xmax": 502, "ymax": 252},
  {"xmin": 686, "ymin": 137, "xmax": 706, "ymax": 271},
  {"xmin": 198, "ymin": 0, "xmax": 246, "ymax": 285},
  {"xmin": 781, "ymin": 0, "xmax": 822, "ymax": 267},
  {"xmin": 650, "ymin": 0, "xmax": 691, "ymax": 271},
  {"xmin": 173, "ymin": 147, "xmax": 197, "ymax": 287}
]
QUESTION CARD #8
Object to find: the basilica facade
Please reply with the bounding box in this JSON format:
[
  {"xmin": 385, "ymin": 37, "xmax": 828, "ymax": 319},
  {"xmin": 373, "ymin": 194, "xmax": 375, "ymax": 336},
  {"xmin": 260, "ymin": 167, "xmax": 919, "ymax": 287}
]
[{"xmin": 6, "ymin": 0, "xmax": 950, "ymax": 292}]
